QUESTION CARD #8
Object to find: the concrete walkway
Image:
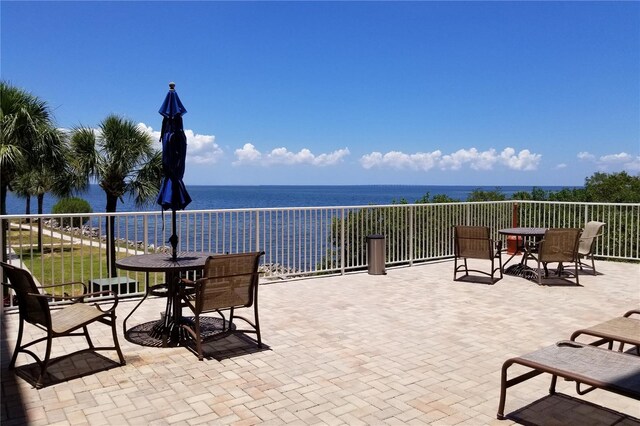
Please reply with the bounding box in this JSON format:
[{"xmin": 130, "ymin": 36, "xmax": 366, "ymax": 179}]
[{"xmin": 2, "ymin": 258, "xmax": 639, "ymax": 425}]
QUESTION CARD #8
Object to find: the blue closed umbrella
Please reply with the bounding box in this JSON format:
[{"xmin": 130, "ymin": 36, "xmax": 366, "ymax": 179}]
[{"xmin": 157, "ymin": 82, "xmax": 192, "ymax": 260}]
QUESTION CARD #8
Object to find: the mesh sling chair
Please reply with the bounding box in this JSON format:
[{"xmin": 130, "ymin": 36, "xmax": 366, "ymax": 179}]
[
  {"xmin": 179, "ymin": 251, "xmax": 265, "ymax": 360},
  {"xmin": 577, "ymin": 221, "xmax": 606, "ymax": 275},
  {"xmin": 1, "ymin": 262, "xmax": 125, "ymax": 388},
  {"xmin": 533, "ymin": 228, "xmax": 582, "ymax": 285},
  {"xmin": 453, "ymin": 226, "xmax": 503, "ymax": 284}
]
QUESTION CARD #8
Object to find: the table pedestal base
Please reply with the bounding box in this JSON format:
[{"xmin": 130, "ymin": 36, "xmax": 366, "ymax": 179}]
[
  {"xmin": 504, "ymin": 264, "xmax": 538, "ymax": 279},
  {"xmin": 125, "ymin": 316, "xmax": 234, "ymax": 348}
]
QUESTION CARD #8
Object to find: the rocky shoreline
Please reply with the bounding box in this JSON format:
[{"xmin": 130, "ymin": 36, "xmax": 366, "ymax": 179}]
[{"xmin": 41, "ymin": 219, "xmax": 302, "ymax": 277}]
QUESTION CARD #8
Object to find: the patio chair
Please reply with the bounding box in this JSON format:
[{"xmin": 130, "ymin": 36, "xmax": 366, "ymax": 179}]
[
  {"xmin": 453, "ymin": 226, "xmax": 503, "ymax": 284},
  {"xmin": 179, "ymin": 251, "xmax": 264, "ymax": 360},
  {"xmin": 532, "ymin": 228, "xmax": 582, "ymax": 285},
  {"xmin": 1, "ymin": 262, "xmax": 125, "ymax": 388},
  {"xmin": 577, "ymin": 221, "xmax": 606, "ymax": 275}
]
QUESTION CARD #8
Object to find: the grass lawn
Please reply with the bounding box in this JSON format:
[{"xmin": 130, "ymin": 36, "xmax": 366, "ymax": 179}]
[{"xmin": 6, "ymin": 223, "xmax": 163, "ymax": 296}]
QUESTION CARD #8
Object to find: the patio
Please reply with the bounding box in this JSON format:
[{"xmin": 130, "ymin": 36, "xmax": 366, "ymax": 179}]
[{"xmin": 2, "ymin": 257, "xmax": 639, "ymax": 425}]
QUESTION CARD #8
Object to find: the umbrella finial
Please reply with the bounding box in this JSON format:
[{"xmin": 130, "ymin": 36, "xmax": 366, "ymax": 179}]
[{"xmin": 169, "ymin": 82, "xmax": 176, "ymax": 91}]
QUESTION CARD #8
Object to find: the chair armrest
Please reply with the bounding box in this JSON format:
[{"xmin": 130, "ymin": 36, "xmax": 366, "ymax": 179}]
[
  {"xmin": 39, "ymin": 281, "xmax": 88, "ymax": 294},
  {"xmin": 180, "ymin": 278, "xmax": 196, "ymax": 287},
  {"xmin": 68, "ymin": 290, "xmax": 119, "ymax": 313},
  {"xmin": 528, "ymin": 238, "xmax": 544, "ymax": 249},
  {"xmin": 81, "ymin": 290, "xmax": 117, "ymax": 299},
  {"xmin": 38, "ymin": 289, "xmax": 117, "ymax": 302}
]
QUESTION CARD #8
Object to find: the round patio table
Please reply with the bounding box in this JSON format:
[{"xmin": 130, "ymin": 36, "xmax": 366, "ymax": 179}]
[
  {"xmin": 117, "ymin": 252, "xmax": 213, "ymax": 346},
  {"xmin": 498, "ymin": 227, "xmax": 547, "ymax": 277}
]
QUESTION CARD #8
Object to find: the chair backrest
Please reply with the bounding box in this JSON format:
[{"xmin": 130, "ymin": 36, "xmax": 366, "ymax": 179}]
[
  {"xmin": 454, "ymin": 226, "xmax": 493, "ymax": 260},
  {"xmin": 538, "ymin": 228, "xmax": 582, "ymax": 263},
  {"xmin": 578, "ymin": 221, "xmax": 605, "ymax": 255},
  {"xmin": 195, "ymin": 252, "xmax": 264, "ymax": 314},
  {"xmin": 1, "ymin": 262, "xmax": 50, "ymax": 327}
]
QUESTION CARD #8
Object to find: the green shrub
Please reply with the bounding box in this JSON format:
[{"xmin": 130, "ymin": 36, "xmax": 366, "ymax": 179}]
[{"xmin": 52, "ymin": 197, "xmax": 93, "ymax": 228}]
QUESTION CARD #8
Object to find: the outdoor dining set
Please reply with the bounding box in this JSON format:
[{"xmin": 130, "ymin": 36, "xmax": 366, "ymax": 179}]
[
  {"xmin": 0, "ymin": 249, "xmax": 266, "ymax": 388},
  {"xmin": 453, "ymin": 220, "xmax": 607, "ymax": 285}
]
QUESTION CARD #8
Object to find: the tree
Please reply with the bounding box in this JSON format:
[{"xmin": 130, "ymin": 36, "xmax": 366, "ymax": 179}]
[
  {"xmin": 467, "ymin": 188, "xmax": 506, "ymax": 202},
  {"xmin": 69, "ymin": 115, "xmax": 162, "ymax": 277},
  {"xmin": 584, "ymin": 171, "xmax": 640, "ymax": 203},
  {"xmin": 18, "ymin": 126, "xmax": 71, "ymax": 250},
  {"xmin": 0, "ymin": 82, "xmax": 56, "ymax": 261}
]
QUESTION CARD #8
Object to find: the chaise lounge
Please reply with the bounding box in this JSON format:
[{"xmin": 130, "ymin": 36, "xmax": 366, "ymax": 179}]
[
  {"xmin": 497, "ymin": 340, "xmax": 640, "ymax": 420},
  {"xmin": 571, "ymin": 309, "xmax": 640, "ymax": 353}
]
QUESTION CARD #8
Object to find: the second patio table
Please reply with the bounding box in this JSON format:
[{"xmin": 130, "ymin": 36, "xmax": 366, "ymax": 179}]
[{"xmin": 117, "ymin": 252, "xmax": 213, "ymax": 346}]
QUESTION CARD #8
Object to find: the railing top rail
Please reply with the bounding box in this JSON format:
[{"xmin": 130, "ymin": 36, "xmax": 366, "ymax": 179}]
[
  {"xmin": 2, "ymin": 200, "xmax": 638, "ymax": 220},
  {"xmin": 0, "ymin": 202, "xmax": 476, "ymax": 219},
  {"xmin": 512, "ymin": 200, "xmax": 640, "ymax": 207}
]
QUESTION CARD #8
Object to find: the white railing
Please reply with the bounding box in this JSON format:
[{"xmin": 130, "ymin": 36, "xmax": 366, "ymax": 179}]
[
  {"xmin": 515, "ymin": 201, "xmax": 640, "ymax": 261},
  {"xmin": 2, "ymin": 200, "xmax": 639, "ymax": 308}
]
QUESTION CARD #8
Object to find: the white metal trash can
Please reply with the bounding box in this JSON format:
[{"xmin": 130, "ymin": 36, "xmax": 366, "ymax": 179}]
[{"xmin": 367, "ymin": 234, "xmax": 386, "ymax": 275}]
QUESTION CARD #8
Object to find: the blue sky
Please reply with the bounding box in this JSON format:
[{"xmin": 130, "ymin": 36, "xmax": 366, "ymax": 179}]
[{"xmin": 2, "ymin": 1, "xmax": 639, "ymax": 186}]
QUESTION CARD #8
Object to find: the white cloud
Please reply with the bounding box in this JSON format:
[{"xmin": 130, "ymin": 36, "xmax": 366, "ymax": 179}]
[
  {"xmin": 184, "ymin": 130, "xmax": 222, "ymax": 164},
  {"xmin": 361, "ymin": 147, "xmax": 541, "ymax": 172},
  {"xmin": 599, "ymin": 152, "xmax": 632, "ymax": 163},
  {"xmin": 233, "ymin": 144, "xmax": 350, "ymax": 166},
  {"xmin": 555, "ymin": 163, "xmax": 567, "ymax": 169},
  {"xmin": 234, "ymin": 143, "xmax": 262, "ymax": 165},
  {"xmin": 577, "ymin": 150, "xmax": 640, "ymax": 172},
  {"xmin": 137, "ymin": 123, "xmax": 160, "ymax": 140},
  {"xmin": 138, "ymin": 123, "xmax": 222, "ymax": 164},
  {"xmin": 440, "ymin": 148, "xmax": 499, "ymax": 170},
  {"xmin": 360, "ymin": 151, "xmax": 442, "ymax": 170},
  {"xmin": 577, "ymin": 151, "xmax": 596, "ymax": 161},
  {"xmin": 499, "ymin": 148, "xmax": 541, "ymax": 171},
  {"xmin": 312, "ymin": 149, "xmax": 351, "ymax": 166}
]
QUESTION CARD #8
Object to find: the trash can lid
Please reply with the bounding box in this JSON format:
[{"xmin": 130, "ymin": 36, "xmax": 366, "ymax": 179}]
[{"xmin": 367, "ymin": 234, "xmax": 385, "ymax": 239}]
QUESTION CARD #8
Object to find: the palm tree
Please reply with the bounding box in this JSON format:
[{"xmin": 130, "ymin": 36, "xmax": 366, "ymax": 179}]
[
  {"xmin": 70, "ymin": 115, "xmax": 162, "ymax": 277},
  {"xmin": 11, "ymin": 172, "xmax": 35, "ymax": 214},
  {"xmin": 0, "ymin": 81, "xmax": 55, "ymax": 261},
  {"xmin": 17, "ymin": 126, "xmax": 71, "ymax": 250}
]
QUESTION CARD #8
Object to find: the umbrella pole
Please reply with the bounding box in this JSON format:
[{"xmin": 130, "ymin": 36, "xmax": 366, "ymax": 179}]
[{"xmin": 170, "ymin": 209, "xmax": 178, "ymax": 261}]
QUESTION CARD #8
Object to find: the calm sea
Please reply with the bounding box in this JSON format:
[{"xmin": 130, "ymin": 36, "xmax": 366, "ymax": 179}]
[{"xmin": 4, "ymin": 185, "xmax": 574, "ymax": 215}]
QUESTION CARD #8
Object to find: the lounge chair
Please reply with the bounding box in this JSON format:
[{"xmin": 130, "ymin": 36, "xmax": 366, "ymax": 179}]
[
  {"xmin": 1, "ymin": 262, "xmax": 125, "ymax": 388},
  {"xmin": 571, "ymin": 309, "xmax": 640, "ymax": 354},
  {"xmin": 453, "ymin": 226, "xmax": 503, "ymax": 284},
  {"xmin": 497, "ymin": 340, "xmax": 640, "ymax": 420},
  {"xmin": 532, "ymin": 228, "xmax": 582, "ymax": 285},
  {"xmin": 179, "ymin": 251, "xmax": 264, "ymax": 360},
  {"xmin": 577, "ymin": 221, "xmax": 606, "ymax": 275}
]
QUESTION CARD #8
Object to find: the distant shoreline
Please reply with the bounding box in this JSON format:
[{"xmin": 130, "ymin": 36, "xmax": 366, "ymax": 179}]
[{"xmin": 4, "ymin": 184, "xmax": 582, "ymax": 215}]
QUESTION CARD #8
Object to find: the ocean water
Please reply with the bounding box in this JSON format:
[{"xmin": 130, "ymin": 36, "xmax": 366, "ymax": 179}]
[{"xmin": 4, "ymin": 184, "xmax": 574, "ymax": 215}]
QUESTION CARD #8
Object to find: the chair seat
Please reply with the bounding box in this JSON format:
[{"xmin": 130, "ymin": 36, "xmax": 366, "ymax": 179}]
[{"xmin": 51, "ymin": 303, "xmax": 105, "ymax": 334}]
